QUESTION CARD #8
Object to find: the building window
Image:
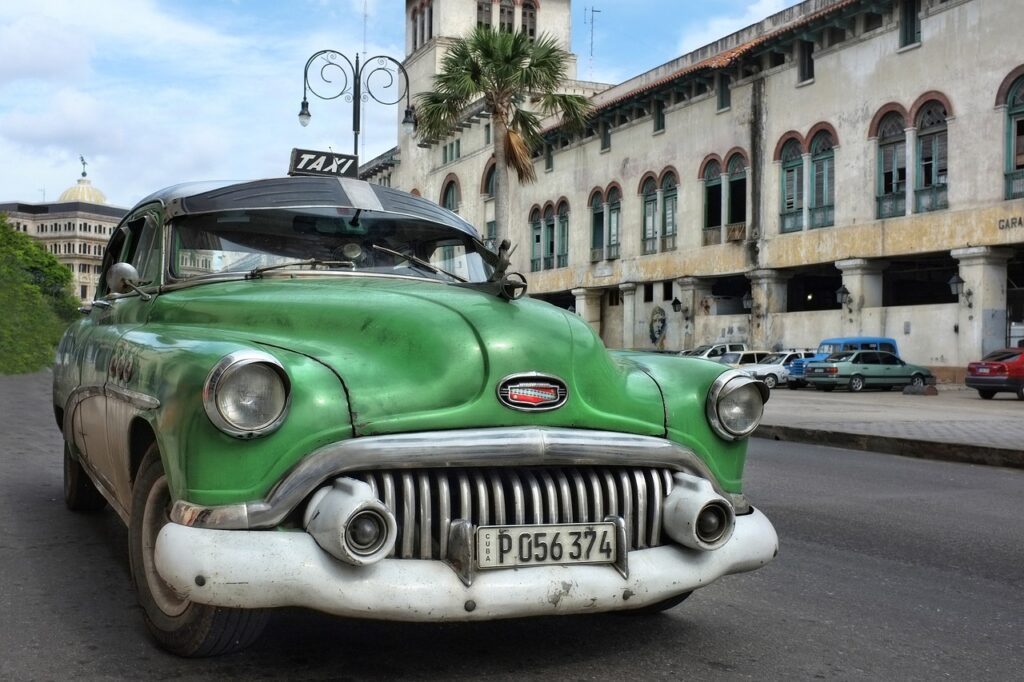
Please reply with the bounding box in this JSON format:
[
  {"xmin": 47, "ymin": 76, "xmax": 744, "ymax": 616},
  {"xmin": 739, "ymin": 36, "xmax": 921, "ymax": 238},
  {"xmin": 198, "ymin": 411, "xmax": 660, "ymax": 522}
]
[
  {"xmin": 477, "ymin": 1, "xmax": 491, "ymax": 28},
  {"xmin": 590, "ymin": 193, "xmax": 604, "ymax": 262},
  {"xmin": 542, "ymin": 206, "xmax": 555, "ymax": 269},
  {"xmin": 544, "ymin": 143, "xmax": 553, "ymax": 171},
  {"xmin": 442, "ymin": 180, "xmax": 459, "ymax": 213},
  {"xmin": 877, "ymin": 112, "xmax": 907, "ymax": 217},
  {"xmin": 641, "ymin": 178, "xmax": 658, "ymax": 255},
  {"xmin": 484, "ymin": 123, "xmax": 491, "ymax": 145},
  {"xmin": 485, "ymin": 220, "xmax": 496, "ymax": 246},
  {"xmin": 915, "ymin": 101, "xmax": 948, "ymax": 213},
  {"xmin": 661, "ymin": 173, "xmax": 677, "ymax": 251},
  {"xmin": 653, "ymin": 99, "xmax": 665, "ymax": 132},
  {"xmin": 80, "ymin": 285, "xmax": 87, "ymax": 299},
  {"xmin": 530, "ymin": 208, "xmax": 542, "ymax": 272},
  {"xmin": 521, "ymin": 1, "xmax": 537, "ymax": 40},
  {"xmin": 600, "ymin": 121, "xmax": 611, "ymax": 151},
  {"xmin": 809, "ymin": 131, "xmax": 835, "ymax": 228},
  {"xmin": 900, "ymin": 0, "xmax": 921, "ymax": 47},
  {"xmin": 1006, "ymin": 76, "xmax": 1024, "ymax": 199},
  {"xmin": 662, "ymin": 281, "xmax": 672, "ymax": 301},
  {"xmin": 607, "ymin": 188, "xmax": 621, "ymax": 259},
  {"xmin": 483, "ymin": 165, "xmax": 496, "ymax": 197},
  {"xmin": 411, "ymin": 9, "xmax": 418, "ymax": 50},
  {"xmin": 727, "ymin": 155, "xmax": 747, "ymax": 229},
  {"xmin": 798, "ymin": 40, "xmax": 815, "ymax": 82},
  {"xmin": 703, "ymin": 160, "xmax": 722, "ymax": 245},
  {"xmin": 643, "ymin": 283, "xmax": 653, "ymax": 303},
  {"xmin": 499, "ymin": 0, "xmax": 514, "ymax": 33},
  {"xmin": 608, "ymin": 289, "xmax": 620, "ymax": 306},
  {"xmin": 780, "ymin": 140, "xmax": 804, "ymax": 232},
  {"xmin": 426, "ymin": 1, "xmax": 433, "ymax": 40},
  {"xmin": 718, "ymin": 73, "xmax": 731, "ymax": 110},
  {"xmin": 419, "ymin": 6, "xmax": 426, "ymax": 47},
  {"xmin": 557, "ymin": 203, "xmax": 569, "ymax": 267}
]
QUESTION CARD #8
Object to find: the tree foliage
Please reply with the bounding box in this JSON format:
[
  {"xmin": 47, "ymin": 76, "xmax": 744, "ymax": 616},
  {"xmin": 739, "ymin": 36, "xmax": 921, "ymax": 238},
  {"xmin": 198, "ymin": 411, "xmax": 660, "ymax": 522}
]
[
  {"xmin": 0, "ymin": 214, "xmax": 80, "ymax": 374},
  {"xmin": 415, "ymin": 27, "xmax": 592, "ymax": 242}
]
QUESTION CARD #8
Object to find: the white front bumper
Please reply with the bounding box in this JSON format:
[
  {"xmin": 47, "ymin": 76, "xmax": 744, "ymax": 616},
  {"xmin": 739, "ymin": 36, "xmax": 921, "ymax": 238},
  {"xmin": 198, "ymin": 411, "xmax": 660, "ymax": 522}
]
[{"xmin": 154, "ymin": 508, "xmax": 777, "ymax": 621}]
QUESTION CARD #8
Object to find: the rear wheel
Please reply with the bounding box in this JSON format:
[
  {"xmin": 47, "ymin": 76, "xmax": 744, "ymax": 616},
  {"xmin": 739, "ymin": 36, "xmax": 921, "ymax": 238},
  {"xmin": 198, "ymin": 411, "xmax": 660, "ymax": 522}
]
[
  {"xmin": 978, "ymin": 390, "xmax": 995, "ymax": 400},
  {"xmin": 129, "ymin": 444, "xmax": 268, "ymax": 657},
  {"xmin": 763, "ymin": 374, "xmax": 778, "ymax": 390},
  {"xmin": 849, "ymin": 375, "xmax": 865, "ymax": 392},
  {"xmin": 63, "ymin": 442, "xmax": 107, "ymax": 512}
]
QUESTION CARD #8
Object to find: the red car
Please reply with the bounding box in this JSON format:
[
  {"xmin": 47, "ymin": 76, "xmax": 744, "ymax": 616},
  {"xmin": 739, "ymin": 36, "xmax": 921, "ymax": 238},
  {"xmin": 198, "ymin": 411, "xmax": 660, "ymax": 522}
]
[{"xmin": 965, "ymin": 349, "xmax": 1024, "ymax": 400}]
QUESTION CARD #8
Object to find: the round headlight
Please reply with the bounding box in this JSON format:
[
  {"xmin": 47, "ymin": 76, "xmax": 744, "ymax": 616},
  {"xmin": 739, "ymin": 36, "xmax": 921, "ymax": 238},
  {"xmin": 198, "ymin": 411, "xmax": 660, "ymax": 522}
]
[
  {"xmin": 706, "ymin": 371, "xmax": 769, "ymax": 441},
  {"xmin": 204, "ymin": 351, "xmax": 290, "ymax": 438}
]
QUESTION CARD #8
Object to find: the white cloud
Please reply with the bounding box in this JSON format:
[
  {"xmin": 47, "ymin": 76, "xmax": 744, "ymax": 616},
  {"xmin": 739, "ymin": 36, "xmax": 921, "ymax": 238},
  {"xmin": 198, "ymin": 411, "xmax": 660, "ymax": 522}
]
[{"xmin": 677, "ymin": 0, "xmax": 791, "ymax": 56}]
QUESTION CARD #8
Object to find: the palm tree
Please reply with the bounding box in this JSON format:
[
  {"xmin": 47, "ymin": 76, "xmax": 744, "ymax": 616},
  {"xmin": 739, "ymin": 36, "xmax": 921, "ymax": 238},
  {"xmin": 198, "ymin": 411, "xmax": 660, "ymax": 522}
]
[{"xmin": 415, "ymin": 26, "xmax": 592, "ymax": 245}]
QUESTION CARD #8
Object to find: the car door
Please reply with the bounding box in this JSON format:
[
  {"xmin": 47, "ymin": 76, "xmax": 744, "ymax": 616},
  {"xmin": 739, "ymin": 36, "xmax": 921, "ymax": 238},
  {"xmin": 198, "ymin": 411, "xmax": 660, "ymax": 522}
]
[
  {"xmin": 857, "ymin": 352, "xmax": 882, "ymax": 387},
  {"xmin": 877, "ymin": 352, "xmax": 902, "ymax": 385}
]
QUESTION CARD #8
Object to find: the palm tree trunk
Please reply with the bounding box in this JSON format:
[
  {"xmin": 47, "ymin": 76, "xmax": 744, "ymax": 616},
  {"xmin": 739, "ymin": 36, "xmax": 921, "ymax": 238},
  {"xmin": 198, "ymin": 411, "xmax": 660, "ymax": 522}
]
[{"xmin": 492, "ymin": 118, "xmax": 511, "ymax": 246}]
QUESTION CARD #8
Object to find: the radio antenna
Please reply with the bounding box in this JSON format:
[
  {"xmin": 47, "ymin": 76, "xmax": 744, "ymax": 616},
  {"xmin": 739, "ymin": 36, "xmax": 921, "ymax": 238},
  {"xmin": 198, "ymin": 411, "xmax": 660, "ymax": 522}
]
[{"xmin": 586, "ymin": 6, "xmax": 601, "ymax": 81}]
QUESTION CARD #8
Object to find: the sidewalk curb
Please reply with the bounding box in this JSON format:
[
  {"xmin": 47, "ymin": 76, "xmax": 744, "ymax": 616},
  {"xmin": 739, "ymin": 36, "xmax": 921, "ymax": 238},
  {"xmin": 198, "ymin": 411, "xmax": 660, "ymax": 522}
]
[{"xmin": 754, "ymin": 424, "xmax": 1024, "ymax": 469}]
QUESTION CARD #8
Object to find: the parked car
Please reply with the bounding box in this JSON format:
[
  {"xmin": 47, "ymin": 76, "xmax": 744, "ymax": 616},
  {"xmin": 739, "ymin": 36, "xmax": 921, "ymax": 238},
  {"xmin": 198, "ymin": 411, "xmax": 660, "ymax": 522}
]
[
  {"xmin": 52, "ymin": 176, "xmax": 777, "ymax": 657},
  {"xmin": 965, "ymin": 348, "xmax": 1024, "ymax": 400},
  {"xmin": 679, "ymin": 342, "xmax": 747, "ymax": 360},
  {"xmin": 740, "ymin": 350, "xmax": 817, "ymax": 389},
  {"xmin": 719, "ymin": 350, "xmax": 772, "ymax": 368},
  {"xmin": 788, "ymin": 336, "xmax": 900, "ymax": 389},
  {"xmin": 804, "ymin": 350, "xmax": 933, "ymax": 392}
]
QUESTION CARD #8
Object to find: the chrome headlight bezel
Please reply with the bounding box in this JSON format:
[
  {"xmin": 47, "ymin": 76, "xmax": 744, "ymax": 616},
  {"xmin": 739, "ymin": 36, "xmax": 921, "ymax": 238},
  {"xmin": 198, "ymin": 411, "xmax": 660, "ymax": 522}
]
[
  {"xmin": 203, "ymin": 350, "xmax": 291, "ymax": 439},
  {"xmin": 705, "ymin": 370, "xmax": 770, "ymax": 441}
]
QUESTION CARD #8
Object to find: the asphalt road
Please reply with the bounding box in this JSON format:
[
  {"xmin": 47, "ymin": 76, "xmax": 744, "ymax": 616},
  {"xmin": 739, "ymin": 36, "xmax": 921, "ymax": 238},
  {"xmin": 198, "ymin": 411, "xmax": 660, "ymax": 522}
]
[{"xmin": 2, "ymin": 371, "xmax": 1022, "ymax": 680}]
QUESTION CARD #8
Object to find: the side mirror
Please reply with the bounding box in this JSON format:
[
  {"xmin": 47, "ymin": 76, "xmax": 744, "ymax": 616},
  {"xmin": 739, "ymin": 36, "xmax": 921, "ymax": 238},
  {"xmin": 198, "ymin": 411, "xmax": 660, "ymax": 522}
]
[{"xmin": 106, "ymin": 262, "xmax": 152, "ymax": 301}]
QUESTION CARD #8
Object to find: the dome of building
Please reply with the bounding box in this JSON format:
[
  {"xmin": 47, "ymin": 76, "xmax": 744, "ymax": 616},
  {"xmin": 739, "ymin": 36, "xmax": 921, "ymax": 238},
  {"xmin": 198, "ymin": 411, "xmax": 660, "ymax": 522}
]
[{"xmin": 58, "ymin": 176, "xmax": 107, "ymax": 204}]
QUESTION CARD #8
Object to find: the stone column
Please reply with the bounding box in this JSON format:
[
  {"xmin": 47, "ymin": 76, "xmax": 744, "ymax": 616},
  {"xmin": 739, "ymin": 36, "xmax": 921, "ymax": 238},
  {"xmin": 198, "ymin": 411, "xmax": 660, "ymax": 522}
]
[
  {"xmin": 952, "ymin": 246, "xmax": 1013, "ymax": 364},
  {"xmin": 836, "ymin": 258, "xmax": 889, "ymax": 335},
  {"xmin": 720, "ymin": 171, "xmax": 730, "ymax": 241},
  {"xmin": 619, "ymin": 283, "xmax": 637, "ymax": 349},
  {"xmin": 675, "ymin": 276, "xmax": 712, "ymax": 350},
  {"xmin": 801, "ymin": 153, "xmax": 811, "ymax": 230},
  {"xmin": 904, "ymin": 127, "xmax": 917, "ymax": 216},
  {"xmin": 602, "ymin": 201, "xmax": 610, "ymax": 260},
  {"xmin": 654, "ymin": 188, "xmax": 664, "ymax": 247},
  {"xmin": 571, "ymin": 287, "xmax": 604, "ymax": 335},
  {"xmin": 747, "ymin": 269, "xmax": 791, "ymax": 348}
]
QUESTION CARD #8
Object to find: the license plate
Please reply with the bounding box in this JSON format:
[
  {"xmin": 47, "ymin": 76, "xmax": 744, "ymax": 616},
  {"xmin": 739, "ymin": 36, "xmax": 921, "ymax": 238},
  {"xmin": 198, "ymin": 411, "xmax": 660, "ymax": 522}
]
[
  {"xmin": 476, "ymin": 523, "xmax": 616, "ymax": 569},
  {"xmin": 977, "ymin": 367, "xmax": 990, "ymax": 374}
]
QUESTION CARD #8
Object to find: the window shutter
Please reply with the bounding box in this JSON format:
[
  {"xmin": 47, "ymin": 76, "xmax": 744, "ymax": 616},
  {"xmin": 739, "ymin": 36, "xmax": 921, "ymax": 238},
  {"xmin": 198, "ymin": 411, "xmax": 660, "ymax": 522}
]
[{"xmin": 936, "ymin": 132, "xmax": 948, "ymax": 182}]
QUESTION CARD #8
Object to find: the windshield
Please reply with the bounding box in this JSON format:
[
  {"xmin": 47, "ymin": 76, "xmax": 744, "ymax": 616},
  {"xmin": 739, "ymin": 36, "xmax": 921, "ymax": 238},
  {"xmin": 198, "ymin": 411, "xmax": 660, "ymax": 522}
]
[
  {"xmin": 818, "ymin": 343, "xmax": 839, "ymax": 354},
  {"xmin": 760, "ymin": 353, "xmax": 786, "ymax": 365},
  {"xmin": 170, "ymin": 208, "xmax": 494, "ymax": 284},
  {"xmin": 721, "ymin": 352, "xmax": 741, "ymax": 364}
]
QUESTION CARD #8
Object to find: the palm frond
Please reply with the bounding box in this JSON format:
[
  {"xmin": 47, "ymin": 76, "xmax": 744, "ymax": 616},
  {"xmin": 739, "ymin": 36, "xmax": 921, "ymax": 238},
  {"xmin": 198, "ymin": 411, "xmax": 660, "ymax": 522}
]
[
  {"xmin": 538, "ymin": 93, "xmax": 593, "ymax": 135},
  {"xmin": 505, "ymin": 129, "xmax": 537, "ymax": 184}
]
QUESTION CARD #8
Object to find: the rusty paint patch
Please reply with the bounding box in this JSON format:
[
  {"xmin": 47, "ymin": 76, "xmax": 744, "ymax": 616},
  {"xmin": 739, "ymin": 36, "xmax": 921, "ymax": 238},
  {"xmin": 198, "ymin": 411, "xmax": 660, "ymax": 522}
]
[{"xmin": 547, "ymin": 581, "xmax": 573, "ymax": 607}]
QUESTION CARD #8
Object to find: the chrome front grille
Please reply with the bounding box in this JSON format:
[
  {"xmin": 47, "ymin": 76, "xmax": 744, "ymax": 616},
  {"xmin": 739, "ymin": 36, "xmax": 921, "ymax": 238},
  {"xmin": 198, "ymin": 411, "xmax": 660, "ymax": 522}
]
[{"xmin": 352, "ymin": 467, "xmax": 676, "ymax": 560}]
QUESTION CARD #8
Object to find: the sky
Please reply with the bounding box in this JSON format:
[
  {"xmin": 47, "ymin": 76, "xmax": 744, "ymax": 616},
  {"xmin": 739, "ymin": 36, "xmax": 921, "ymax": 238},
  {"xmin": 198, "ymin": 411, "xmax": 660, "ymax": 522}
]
[{"xmin": 0, "ymin": 0, "xmax": 798, "ymax": 208}]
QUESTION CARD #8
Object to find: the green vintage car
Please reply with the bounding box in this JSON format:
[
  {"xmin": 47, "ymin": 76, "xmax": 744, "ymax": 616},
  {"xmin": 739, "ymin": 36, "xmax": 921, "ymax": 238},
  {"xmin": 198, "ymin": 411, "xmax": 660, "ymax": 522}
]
[
  {"xmin": 53, "ymin": 177, "xmax": 777, "ymax": 657},
  {"xmin": 805, "ymin": 350, "xmax": 935, "ymax": 392}
]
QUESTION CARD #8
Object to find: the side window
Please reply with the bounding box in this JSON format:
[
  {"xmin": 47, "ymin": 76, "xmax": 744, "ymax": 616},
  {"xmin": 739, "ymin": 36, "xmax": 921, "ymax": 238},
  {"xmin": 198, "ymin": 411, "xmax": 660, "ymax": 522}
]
[
  {"xmin": 709, "ymin": 347, "xmax": 724, "ymax": 358},
  {"xmin": 860, "ymin": 352, "xmax": 880, "ymax": 364},
  {"xmin": 880, "ymin": 353, "xmax": 900, "ymax": 365},
  {"xmin": 881, "ymin": 342, "xmax": 896, "ymax": 354},
  {"xmin": 96, "ymin": 228, "xmax": 129, "ymax": 298}
]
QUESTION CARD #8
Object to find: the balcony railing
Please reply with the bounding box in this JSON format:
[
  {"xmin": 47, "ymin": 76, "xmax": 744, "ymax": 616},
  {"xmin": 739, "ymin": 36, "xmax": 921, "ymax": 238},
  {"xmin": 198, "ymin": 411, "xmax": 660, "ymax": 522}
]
[
  {"xmin": 1006, "ymin": 169, "xmax": 1024, "ymax": 200},
  {"xmin": 590, "ymin": 247, "xmax": 603, "ymax": 263},
  {"xmin": 702, "ymin": 226, "xmax": 721, "ymax": 246},
  {"xmin": 780, "ymin": 210, "xmax": 803, "ymax": 233},
  {"xmin": 660, "ymin": 234, "xmax": 676, "ymax": 251},
  {"xmin": 556, "ymin": 253, "xmax": 568, "ymax": 268},
  {"xmin": 876, "ymin": 193, "xmax": 905, "ymax": 219},
  {"xmin": 809, "ymin": 205, "xmax": 834, "ymax": 229},
  {"xmin": 725, "ymin": 222, "xmax": 746, "ymax": 242},
  {"xmin": 642, "ymin": 237, "xmax": 658, "ymax": 255},
  {"xmin": 607, "ymin": 243, "xmax": 620, "ymax": 260},
  {"xmin": 530, "ymin": 258, "xmax": 541, "ymax": 272},
  {"xmin": 914, "ymin": 184, "xmax": 948, "ymax": 213},
  {"xmin": 543, "ymin": 256, "xmax": 554, "ymax": 270}
]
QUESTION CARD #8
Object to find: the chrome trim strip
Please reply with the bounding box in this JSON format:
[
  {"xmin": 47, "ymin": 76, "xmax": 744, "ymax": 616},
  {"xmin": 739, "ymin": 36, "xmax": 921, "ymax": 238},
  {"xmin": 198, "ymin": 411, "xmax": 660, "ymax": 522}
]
[
  {"xmin": 170, "ymin": 427, "xmax": 736, "ymax": 530},
  {"xmin": 106, "ymin": 385, "xmax": 161, "ymax": 410}
]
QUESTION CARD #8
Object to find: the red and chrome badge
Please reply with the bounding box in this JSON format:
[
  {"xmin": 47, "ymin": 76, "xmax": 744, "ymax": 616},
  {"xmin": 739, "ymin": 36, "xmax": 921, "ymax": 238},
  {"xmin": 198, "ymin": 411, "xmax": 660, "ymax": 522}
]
[{"xmin": 497, "ymin": 374, "xmax": 568, "ymax": 411}]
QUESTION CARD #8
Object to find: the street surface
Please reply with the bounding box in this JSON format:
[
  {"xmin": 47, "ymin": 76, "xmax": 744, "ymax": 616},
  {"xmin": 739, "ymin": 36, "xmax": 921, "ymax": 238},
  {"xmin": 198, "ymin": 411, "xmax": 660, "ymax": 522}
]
[{"xmin": 2, "ymin": 371, "xmax": 1022, "ymax": 680}]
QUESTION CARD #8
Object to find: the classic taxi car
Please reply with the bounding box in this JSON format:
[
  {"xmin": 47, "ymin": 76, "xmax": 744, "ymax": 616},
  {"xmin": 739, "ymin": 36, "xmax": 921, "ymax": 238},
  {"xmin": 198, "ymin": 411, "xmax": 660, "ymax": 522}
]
[{"xmin": 53, "ymin": 177, "xmax": 777, "ymax": 657}]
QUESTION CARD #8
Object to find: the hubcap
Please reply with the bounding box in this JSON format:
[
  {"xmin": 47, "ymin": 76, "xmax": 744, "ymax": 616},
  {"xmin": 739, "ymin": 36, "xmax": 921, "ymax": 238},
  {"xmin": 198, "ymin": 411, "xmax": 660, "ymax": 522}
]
[{"xmin": 142, "ymin": 476, "xmax": 189, "ymax": 617}]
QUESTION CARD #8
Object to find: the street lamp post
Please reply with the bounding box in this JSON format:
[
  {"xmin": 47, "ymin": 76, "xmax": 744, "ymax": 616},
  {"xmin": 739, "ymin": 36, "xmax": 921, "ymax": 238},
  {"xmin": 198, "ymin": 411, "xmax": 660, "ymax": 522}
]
[{"xmin": 299, "ymin": 50, "xmax": 416, "ymax": 159}]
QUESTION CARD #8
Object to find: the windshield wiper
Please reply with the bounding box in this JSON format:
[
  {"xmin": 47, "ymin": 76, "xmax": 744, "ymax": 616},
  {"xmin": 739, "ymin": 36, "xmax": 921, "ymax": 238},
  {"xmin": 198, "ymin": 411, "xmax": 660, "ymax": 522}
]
[
  {"xmin": 246, "ymin": 259, "xmax": 355, "ymax": 279},
  {"xmin": 371, "ymin": 244, "xmax": 466, "ymax": 283}
]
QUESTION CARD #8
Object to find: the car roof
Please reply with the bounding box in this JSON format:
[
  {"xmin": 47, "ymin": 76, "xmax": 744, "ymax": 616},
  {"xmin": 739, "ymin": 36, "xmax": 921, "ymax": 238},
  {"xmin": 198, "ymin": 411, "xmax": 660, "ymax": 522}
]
[{"xmin": 135, "ymin": 176, "xmax": 482, "ymax": 239}]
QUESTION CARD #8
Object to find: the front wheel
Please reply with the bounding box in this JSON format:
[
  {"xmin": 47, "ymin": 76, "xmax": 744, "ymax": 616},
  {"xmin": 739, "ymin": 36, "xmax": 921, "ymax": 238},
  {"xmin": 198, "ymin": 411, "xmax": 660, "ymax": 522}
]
[
  {"xmin": 910, "ymin": 374, "xmax": 925, "ymax": 388},
  {"xmin": 787, "ymin": 380, "xmax": 804, "ymax": 390},
  {"xmin": 849, "ymin": 375, "xmax": 865, "ymax": 392},
  {"xmin": 1017, "ymin": 387, "xmax": 1024, "ymax": 400},
  {"xmin": 129, "ymin": 444, "xmax": 268, "ymax": 657},
  {"xmin": 763, "ymin": 374, "xmax": 778, "ymax": 390},
  {"xmin": 978, "ymin": 390, "xmax": 995, "ymax": 400}
]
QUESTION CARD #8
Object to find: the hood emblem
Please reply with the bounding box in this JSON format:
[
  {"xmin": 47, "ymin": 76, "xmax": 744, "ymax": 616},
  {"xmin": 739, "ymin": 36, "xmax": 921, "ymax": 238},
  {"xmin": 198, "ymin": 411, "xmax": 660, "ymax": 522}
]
[{"xmin": 497, "ymin": 373, "xmax": 568, "ymax": 412}]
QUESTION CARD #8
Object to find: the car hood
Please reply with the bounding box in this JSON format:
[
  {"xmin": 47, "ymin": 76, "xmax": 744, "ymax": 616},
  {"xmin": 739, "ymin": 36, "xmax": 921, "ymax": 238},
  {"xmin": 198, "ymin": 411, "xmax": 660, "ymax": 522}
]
[{"xmin": 151, "ymin": 277, "xmax": 668, "ymax": 436}]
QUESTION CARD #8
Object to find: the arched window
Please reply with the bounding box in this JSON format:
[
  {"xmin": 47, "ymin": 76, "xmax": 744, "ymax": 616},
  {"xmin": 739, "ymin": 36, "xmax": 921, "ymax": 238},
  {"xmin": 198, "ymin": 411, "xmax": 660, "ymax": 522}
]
[
  {"xmin": 809, "ymin": 132, "xmax": 834, "ymax": 228},
  {"xmin": 641, "ymin": 178, "xmax": 658, "ymax": 255},
  {"xmin": 530, "ymin": 208, "xmax": 542, "ymax": 272},
  {"xmin": 1006, "ymin": 75, "xmax": 1024, "ymax": 199},
  {"xmin": 477, "ymin": 1, "xmax": 491, "ymax": 29},
  {"xmin": 607, "ymin": 187, "xmax": 621, "ymax": 259},
  {"xmin": 915, "ymin": 101, "xmax": 948, "ymax": 212},
  {"xmin": 557, "ymin": 202, "xmax": 570, "ymax": 267},
  {"xmin": 590, "ymin": 192, "xmax": 604, "ymax": 262},
  {"xmin": 543, "ymin": 205, "xmax": 555, "ymax": 269},
  {"xmin": 411, "ymin": 9, "xmax": 418, "ymax": 50},
  {"xmin": 877, "ymin": 112, "xmax": 907, "ymax": 218},
  {"xmin": 661, "ymin": 173, "xmax": 677, "ymax": 251},
  {"xmin": 418, "ymin": 5, "xmax": 426, "ymax": 47},
  {"xmin": 442, "ymin": 180, "xmax": 459, "ymax": 213},
  {"xmin": 780, "ymin": 139, "xmax": 803, "ymax": 233},
  {"xmin": 726, "ymin": 154, "xmax": 747, "ymax": 227},
  {"xmin": 483, "ymin": 164, "xmax": 496, "ymax": 197},
  {"xmin": 499, "ymin": 0, "xmax": 514, "ymax": 33},
  {"xmin": 426, "ymin": 1, "xmax": 433, "ymax": 40},
  {"xmin": 522, "ymin": 1, "xmax": 537, "ymax": 40},
  {"xmin": 703, "ymin": 160, "xmax": 722, "ymax": 245}
]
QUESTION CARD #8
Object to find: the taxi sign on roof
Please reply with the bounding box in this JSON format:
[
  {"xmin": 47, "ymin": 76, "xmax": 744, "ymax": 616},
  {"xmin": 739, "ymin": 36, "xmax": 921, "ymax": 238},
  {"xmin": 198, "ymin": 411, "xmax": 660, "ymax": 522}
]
[{"xmin": 288, "ymin": 148, "xmax": 358, "ymax": 178}]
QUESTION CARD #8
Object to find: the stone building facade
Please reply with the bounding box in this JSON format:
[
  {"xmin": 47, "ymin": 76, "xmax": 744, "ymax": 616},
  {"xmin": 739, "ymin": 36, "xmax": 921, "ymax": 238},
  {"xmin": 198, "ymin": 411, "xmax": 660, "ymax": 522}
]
[
  {"xmin": 371, "ymin": 0, "xmax": 1024, "ymax": 379},
  {"xmin": 2, "ymin": 175, "xmax": 127, "ymax": 301}
]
